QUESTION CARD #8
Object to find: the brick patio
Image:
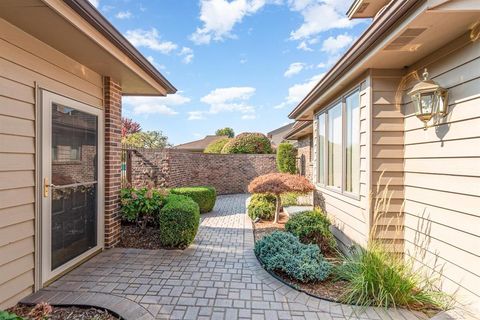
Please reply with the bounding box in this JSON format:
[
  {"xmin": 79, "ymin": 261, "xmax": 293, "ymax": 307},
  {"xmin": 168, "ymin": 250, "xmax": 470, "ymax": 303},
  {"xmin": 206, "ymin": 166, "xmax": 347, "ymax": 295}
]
[{"xmin": 22, "ymin": 194, "xmax": 468, "ymax": 320}]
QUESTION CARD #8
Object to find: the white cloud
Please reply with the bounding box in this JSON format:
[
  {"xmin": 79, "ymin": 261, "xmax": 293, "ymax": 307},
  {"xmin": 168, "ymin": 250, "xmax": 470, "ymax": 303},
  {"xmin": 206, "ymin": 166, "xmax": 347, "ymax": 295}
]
[
  {"xmin": 190, "ymin": 0, "xmax": 272, "ymax": 45},
  {"xmin": 123, "ymin": 94, "xmax": 190, "ymax": 115},
  {"xmin": 321, "ymin": 34, "xmax": 354, "ymax": 54},
  {"xmin": 242, "ymin": 114, "xmax": 256, "ymax": 120},
  {"xmin": 297, "ymin": 41, "xmax": 313, "ymax": 51},
  {"xmin": 288, "ymin": 0, "xmax": 355, "ymax": 40},
  {"xmin": 274, "ymin": 73, "xmax": 324, "ymax": 109},
  {"xmin": 88, "ymin": 0, "xmax": 99, "ymax": 8},
  {"xmin": 240, "ymin": 58, "xmax": 248, "ymax": 64},
  {"xmin": 189, "ymin": 87, "xmax": 257, "ymax": 120},
  {"xmin": 284, "ymin": 62, "xmax": 306, "ymax": 77},
  {"xmin": 116, "ymin": 11, "xmax": 132, "ymax": 19},
  {"xmin": 179, "ymin": 47, "xmax": 194, "ymax": 64},
  {"xmin": 146, "ymin": 56, "xmax": 166, "ymax": 70},
  {"xmin": 125, "ymin": 28, "xmax": 178, "ymax": 54}
]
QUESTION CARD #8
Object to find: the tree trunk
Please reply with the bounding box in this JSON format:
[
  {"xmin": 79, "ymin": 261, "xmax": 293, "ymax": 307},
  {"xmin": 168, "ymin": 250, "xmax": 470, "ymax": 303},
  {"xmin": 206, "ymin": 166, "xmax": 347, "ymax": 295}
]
[{"xmin": 274, "ymin": 194, "xmax": 282, "ymax": 224}]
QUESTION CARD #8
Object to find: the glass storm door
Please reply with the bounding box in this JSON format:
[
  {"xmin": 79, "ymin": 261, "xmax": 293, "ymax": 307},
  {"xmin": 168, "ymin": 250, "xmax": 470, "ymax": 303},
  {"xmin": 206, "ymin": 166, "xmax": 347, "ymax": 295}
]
[{"xmin": 41, "ymin": 91, "xmax": 104, "ymax": 284}]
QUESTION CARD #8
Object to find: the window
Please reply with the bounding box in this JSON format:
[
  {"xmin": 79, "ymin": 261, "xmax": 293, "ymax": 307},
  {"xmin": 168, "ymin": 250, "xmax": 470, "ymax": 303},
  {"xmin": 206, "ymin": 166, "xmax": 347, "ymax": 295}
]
[
  {"xmin": 345, "ymin": 90, "xmax": 360, "ymax": 194},
  {"xmin": 328, "ymin": 103, "xmax": 342, "ymax": 188},
  {"xmin": 315, "ymin": 87, "xmax": 361, "ymax": 196}
]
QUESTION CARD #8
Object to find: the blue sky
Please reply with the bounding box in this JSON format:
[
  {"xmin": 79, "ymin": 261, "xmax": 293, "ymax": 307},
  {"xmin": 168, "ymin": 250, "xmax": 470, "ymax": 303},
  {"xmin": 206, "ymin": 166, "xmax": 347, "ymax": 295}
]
[{"xmin": 89, "ymin": 0, "xmax": 370, "ymax": 145}]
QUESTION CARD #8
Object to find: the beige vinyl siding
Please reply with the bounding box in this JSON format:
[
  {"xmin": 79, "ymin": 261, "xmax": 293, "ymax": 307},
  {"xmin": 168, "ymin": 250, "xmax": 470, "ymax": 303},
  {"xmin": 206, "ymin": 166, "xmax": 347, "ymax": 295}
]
[
  {"xmin": 312, "ymin": 78, "xmax": 371, "ymax": 248},
  {"xmin": 402, "ymin": 32, "xmax": 480, "ymax": 303},
  {"xmin": 0, "ymin": 17, "xmax": 103, "ymax": 308},
  {"xmin": 369, "ymin": 69, "xmax": 405, "ymax": 253}
]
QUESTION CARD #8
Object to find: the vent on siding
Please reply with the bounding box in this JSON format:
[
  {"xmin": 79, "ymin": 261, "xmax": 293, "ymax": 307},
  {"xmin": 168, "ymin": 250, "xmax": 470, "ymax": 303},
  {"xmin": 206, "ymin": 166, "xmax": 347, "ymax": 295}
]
[{"xmin": 384, "ymin": 28, "xmax": 427, "ymax": 51}]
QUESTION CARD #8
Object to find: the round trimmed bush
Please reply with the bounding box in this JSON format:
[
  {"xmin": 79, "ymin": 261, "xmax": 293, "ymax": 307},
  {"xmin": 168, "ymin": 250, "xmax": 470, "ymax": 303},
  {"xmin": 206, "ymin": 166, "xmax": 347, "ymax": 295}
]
[
  {"xmin": 248, "ymin": 194, "xmax": 276, "ymax": 220},
  {"xmin": 170, "ymin": 186, "xmax": 216, "ymax": 213},
  {"xmin": 276, "ymin": 142, "xmax": 297, "ymax": 173},
  {"xmin": 204, "ymin": 137, "xmax": 231, "ymax": 154},
  {"xmin": 285, "ymin": 210, "xmax": 337, "ymax": 254},
  {"xmin": 221, "ymin": 132, "xmax": 272, "ymax": 154},
  {"xmin": 254, "ymin": 231, "xmax": 332, "ymax": 283},
  {"xmin": 159, "ymin": 194, "xmax": 200, "ymax": 248}
]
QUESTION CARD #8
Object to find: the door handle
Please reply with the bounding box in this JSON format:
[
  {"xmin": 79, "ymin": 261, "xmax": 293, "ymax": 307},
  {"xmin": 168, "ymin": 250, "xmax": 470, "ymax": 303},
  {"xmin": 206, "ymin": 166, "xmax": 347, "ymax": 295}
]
[{"xmin": 44, "ymin": 177, "xmax": 50, "ymax": 197}]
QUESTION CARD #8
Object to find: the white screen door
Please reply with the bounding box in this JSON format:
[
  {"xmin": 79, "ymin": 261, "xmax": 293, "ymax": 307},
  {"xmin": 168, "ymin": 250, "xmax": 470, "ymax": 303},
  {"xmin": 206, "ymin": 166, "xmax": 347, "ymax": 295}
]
[{"xmin": 41, "ymin": 91, "xmax": 104, "ymax": 284}]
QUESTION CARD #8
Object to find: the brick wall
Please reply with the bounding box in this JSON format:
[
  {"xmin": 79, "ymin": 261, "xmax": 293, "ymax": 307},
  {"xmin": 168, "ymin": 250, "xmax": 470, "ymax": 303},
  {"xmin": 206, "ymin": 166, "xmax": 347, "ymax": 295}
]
[
  {"xmin": 129, "ymin": 149, "xmax": 277, "ymax": 194},
  {"xmin": 104, "ymin": 77, "xmax": 122, "ymax": 248}
]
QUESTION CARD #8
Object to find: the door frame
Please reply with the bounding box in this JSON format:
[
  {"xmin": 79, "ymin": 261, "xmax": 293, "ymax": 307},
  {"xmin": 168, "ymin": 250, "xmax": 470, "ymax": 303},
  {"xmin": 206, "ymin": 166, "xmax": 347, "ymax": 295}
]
[{"xmin": 40, "ymin": 90, "xmax": 104, "ymax": 285}]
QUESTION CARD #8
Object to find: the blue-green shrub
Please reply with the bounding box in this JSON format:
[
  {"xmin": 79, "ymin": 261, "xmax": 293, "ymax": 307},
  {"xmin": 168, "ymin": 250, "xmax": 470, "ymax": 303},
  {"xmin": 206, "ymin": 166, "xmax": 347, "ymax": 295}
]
[
  {"xmin": 159, "ymin": 194, "xmax": 200, "ymax": 248},
  {"xmin": 254, "ymin": 231, "xmax": 331, "ymax": 282}
]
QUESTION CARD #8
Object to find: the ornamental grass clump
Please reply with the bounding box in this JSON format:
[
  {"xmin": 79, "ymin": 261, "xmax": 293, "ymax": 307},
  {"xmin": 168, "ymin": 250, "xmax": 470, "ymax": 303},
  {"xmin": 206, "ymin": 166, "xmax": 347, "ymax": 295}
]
[
  {"xmin": 255, "ymin": 231, "xmax": 331, "ymax": 283},
  {"xmin": 248, "ymin": 173, "xmax": 314, "ymax": 223},
  {"xmin": 285, "ymin": 210, "xmax": 337, "ymax": 255}
]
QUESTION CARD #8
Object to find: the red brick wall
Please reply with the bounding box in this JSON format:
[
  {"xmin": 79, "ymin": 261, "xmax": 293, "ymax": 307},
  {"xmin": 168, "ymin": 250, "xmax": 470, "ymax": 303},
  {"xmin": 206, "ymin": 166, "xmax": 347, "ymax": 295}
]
[
  {"xmin": 129, "ymin": 149, "xmax": 277, "ymax": 194},
  {"xmin": 104, "ymin": 77, "xmax": 122, "ymax": 248}
]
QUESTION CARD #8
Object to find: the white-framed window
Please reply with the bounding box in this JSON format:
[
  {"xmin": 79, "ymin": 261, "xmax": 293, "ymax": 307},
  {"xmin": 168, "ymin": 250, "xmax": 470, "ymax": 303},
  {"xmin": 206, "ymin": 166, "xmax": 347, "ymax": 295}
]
[{"xmin": 316, "ymin": 87, "xmax": 361, "ymax": 196}]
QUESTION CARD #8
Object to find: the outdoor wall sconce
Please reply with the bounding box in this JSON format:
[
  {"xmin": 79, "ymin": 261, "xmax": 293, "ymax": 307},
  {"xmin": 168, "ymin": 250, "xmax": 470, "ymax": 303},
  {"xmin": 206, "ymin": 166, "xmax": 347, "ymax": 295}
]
[{"xmin": 408, "ymin": 68, "xmax": 449, "ymax": 129}]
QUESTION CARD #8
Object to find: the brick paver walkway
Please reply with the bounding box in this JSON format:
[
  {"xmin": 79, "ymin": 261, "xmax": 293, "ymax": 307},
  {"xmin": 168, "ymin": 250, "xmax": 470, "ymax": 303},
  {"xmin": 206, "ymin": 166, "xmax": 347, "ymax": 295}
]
[{"xmin": 24, "ymin": 194, "xmax": 456, "ymax": 319}]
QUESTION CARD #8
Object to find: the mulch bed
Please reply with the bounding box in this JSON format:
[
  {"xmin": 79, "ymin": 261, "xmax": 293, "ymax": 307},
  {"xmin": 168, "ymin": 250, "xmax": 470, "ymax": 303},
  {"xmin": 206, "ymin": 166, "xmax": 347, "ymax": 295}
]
[
  {"xmin": 7, "ymin": 304, "xmax": 119, "ymax": 320},
  {"xmin": 252, "ymin": 212, "xmax": 349, "ymax": 303},
  {"xmin": 117, "ymin": 224, "xmax": 163, "ymax": 250}
]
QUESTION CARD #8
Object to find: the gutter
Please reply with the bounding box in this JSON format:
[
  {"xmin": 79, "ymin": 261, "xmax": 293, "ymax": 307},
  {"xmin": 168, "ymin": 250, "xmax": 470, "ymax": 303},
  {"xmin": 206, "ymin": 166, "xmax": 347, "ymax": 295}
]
[
  {"xmin": 64, "ymin": 0, "xmax": 177, "ymax": 94},
  {"xmin": 284, "ymin": 121, "xmax": 312, "ymax": 140},
  {"xmin": 288, "ymin": 0, "xmax": 420, "ymax": 119}
]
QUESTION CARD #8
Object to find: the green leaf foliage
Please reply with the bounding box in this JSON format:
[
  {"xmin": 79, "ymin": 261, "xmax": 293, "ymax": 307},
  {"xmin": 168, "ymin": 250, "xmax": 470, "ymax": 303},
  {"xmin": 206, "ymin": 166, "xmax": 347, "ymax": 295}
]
[
  {"xmin": 285, "ymin": 210, "xmax": 337, "ymax": 254},
  {"xmin": 335, "ymin": 244, "xmax": 450, "ymax": 310},
  {"xmin": 123, "ymin": 130, "xmax": 170, "ymax": 149},
  {"xmin": 169, "ymin": 186, "xmax": 217, "ymax": 213},
  {"xmin": 204, "ymin": 137, "xmax": 231, "ymax": 153},
  {"xmin": 120, "ymin": 186, "xmax": 165, "ymax": 227},
  {"xmin": 280, "ymin": 192, "xmax": 298, "ymax": 206},
  {"xmin": 0, "ymin": 311, "xmax": 24, "ymax": 320},
  {"xmin": 221, "ymin": 133, "xmax": 273, "ymax": 154},
  {"xmin": 276, "ymin": 142, "xmax": 297, "ymax": 173},
  {"xmin": 215, "ymin": 127, "xmax": 235, "ymax": 138},
  {"xmin": 159, "ymin": 194, "xmax": 200, "ymax": 248},
  {"xmin": 255, "ymin": 231, "xmax": 331, "ymax": 283},
  {"xmin": 248, "ymin": 194, "xmax": 276, "ymax": 220}
]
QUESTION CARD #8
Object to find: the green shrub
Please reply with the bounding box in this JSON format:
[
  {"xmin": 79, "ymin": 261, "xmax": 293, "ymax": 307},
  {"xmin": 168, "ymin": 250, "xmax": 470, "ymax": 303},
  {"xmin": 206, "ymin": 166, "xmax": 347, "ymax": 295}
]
[
  {"xmin": 221, "ymin": 133, "xmax": 272, "ymax": 154},
  {"xmin": 285, "ymin": 210, "xmax": 336, "ymax": 254},
  {"xmin": 255, "ymin": 231, "xmax": 331, "ymax": 283},
  {"xmin": 276, "ymin": 142, "xmax": 297, "ymax": 173},
  {"xmin": 248, "ymin": 194, "xmax": 276, "ymax": 220},
  {"xmin": 335, "ymin": 244, "xmax": 449, "ymax": 310},
  {"xmin": 280, "ymin": 192, "xmax": 298, "ymax": 206},
  {"xmin": 204, "ymin": 137, "xmax": 231, "ymax": 153},
  {"xmin": 159, "ymin": 194, "xmax": 200, "ymax": 248},
  {"xmin": 120, "ymin": 184, "xmax": 166, "ymax": 228},
  {"xmin": 169, "ymin": 186, "xmax": 216, "ymax": 213},
  {"xmin": 0, "ymin": 311, "xmax": 24, "ymax": 320}
]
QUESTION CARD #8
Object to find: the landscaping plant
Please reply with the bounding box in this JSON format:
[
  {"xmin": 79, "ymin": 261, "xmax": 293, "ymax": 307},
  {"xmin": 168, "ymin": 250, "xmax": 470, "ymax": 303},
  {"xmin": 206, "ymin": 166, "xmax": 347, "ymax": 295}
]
[
  {"xmin": 0, "ymin": 311, "xmax": 23, "ymax": 320},
  {"xmin": 280, "ymin": 192, "xmax": 298, "ymax": 206},
  {"xmin": 169, "ymin": 186, "xmax": 217, "ymax": 213},
  {"xmin": 276, "ymin": 142, "xmax": 297, "ymax": 174},
  {"xmin": 285, "ymin": 210, "xmax": 337, "ymax": 254},
  {"xmin": 159, "ymin": 194, "xmax": 200, "ymax": 248},
  {"xmin": 255, "ymin": 231, "xmax": 331, "ymax": 283},
  {"xmin": 248, "ymin": 173, "xmax": 314, "ymax": 223},
  {"xmin": 120, "ymin": 182, "xmax": 166, "ymax": 229},
  {"xmin": 204, "ymin": 137, "xmax": 231, "ymax": 153},
  {"xmin": 221, "ymin": 132, "xmax": 273, "ymax": 154},
  {"xmin": 247, "ymin": 194, "xmax": 276, "ymax": 220},
  {"xmin": 215, "ymin": 127, "xmax": 235, "ymax": 138}
]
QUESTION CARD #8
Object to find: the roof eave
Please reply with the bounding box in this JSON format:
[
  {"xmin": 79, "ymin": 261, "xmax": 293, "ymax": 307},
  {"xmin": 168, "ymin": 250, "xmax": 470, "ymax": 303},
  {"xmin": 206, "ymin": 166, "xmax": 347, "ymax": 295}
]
[
  {"xmin": 288, "ymin": 0, "xmax": 421, "ymax": 120},
  {"xmin": 64, "ymin": 0, "xmax": 176, "ymax": 94}
]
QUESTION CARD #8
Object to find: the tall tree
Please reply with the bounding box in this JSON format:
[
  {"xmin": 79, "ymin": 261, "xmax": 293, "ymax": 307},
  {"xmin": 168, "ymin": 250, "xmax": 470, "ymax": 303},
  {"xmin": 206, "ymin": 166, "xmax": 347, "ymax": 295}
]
[
  {"xmin": 124, "ymin": 131, "xmax": 170, "ymax": 149},
  {"xmin": 215, "ymin": 127, "xmax": 235, "ymax": 138},
  {"xmin": 122, "ymin": 117, "xmax": 141, "ymax": 137}
]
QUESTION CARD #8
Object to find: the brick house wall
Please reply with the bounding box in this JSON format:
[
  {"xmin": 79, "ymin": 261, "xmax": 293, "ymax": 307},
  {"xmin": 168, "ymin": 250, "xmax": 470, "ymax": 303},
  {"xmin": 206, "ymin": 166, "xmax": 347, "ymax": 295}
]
[
  {"xmin": 296, "ymin": 135, "xmax": 314, "ymax": 205},
  {"xmin": 129, "ymin": 149, "xmax": 277, "ymax": 194},
  {"xmin": 104, "ymin": 77, "xmax": 122, "ymax": 248}
]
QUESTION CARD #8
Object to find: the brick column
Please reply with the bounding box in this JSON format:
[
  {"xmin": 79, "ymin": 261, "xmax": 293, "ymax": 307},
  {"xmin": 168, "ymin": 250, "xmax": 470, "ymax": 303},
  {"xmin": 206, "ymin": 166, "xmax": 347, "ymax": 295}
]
[{"xmin": 104, "ymin": 77, "xmax": 122, "ymax": 248}]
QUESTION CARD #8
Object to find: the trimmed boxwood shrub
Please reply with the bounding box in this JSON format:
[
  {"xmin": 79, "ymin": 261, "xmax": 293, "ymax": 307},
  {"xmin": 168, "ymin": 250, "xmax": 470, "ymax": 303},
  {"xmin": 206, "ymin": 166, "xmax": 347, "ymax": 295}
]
[
  {"xmin": 248, "ymin": 194, "xmax": 276, "ymax": 220},
  {"xmin": 169, "ymin": 186, "xmax": 216, "ymax": 213},
  {"xmin": 159, "ymin": 194, "xmax": 200, "ymax": 248},
  {"xmin": 221, "ymin": 132, "xmax": 272, "ymax": 154},
  {"xmin": 255, "ymin": 231, "xmax": 331, "ymax": 283},
  {"xmin": 276, "ymin": 142, "xmax": 297, "ymax": 173},
  {"xmin": 285, "ymin": 210, "xmax": 336, "ymax": 254},
  {"xmin": 204, "ymin": 137, "xmax": 231, "ymax": 153}
]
